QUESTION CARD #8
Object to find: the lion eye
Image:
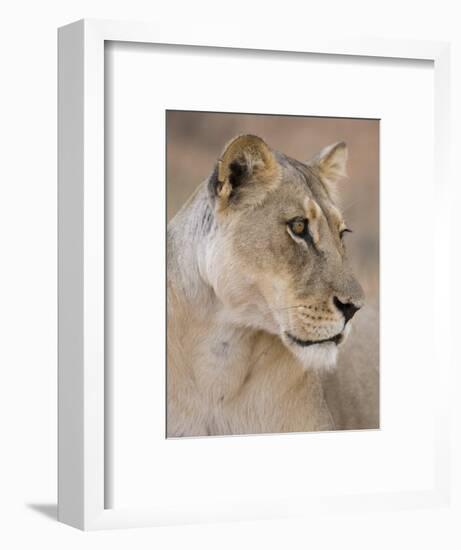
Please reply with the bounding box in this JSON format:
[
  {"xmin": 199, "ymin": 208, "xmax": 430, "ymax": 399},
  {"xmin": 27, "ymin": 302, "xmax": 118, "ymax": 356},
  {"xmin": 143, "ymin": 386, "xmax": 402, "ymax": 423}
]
[
  {"xmin": 289, "ymin": 218, "xmax": 307, "ymax": 237},
  {"xmin": 340, "ymin": 228, "xmax": 352, "ymax": 239}
]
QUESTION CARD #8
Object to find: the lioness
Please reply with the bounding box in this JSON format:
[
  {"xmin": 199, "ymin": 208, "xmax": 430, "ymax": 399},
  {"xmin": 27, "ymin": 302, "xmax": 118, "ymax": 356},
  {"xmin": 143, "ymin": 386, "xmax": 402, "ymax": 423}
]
[{"xmin": 167, "ymin": 135, "xmax": 365, "ymax": 437}]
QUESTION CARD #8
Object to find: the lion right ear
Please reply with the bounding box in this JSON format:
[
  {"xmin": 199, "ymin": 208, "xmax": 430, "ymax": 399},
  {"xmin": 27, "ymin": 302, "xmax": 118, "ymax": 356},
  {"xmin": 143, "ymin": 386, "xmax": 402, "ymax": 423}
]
[
  {"xmin": 208, "ymin": 135, "xmax": 280, "ymax": 211},
  {"xmin": 309, "ymin": 141, "xmax": 348, "ymax": 188}
]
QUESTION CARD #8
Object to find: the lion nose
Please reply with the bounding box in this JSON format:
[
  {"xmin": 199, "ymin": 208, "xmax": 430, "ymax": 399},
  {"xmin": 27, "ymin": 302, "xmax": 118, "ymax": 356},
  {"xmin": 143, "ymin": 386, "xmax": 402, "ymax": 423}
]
[{"xmin": 333, "ymin": 296, "xmax": 361, "ymax": 323}]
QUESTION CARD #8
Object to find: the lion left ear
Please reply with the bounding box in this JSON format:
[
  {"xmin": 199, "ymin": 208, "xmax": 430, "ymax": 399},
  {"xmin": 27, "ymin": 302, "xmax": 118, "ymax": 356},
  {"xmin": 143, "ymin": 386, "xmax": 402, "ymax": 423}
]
[
  {"xmin": 309, "ymin": 141, "xmax": 348, "ymax": 187},
  {"xmin": 208, "ymin": 135, "xmax": 280, "ymax": 211}
]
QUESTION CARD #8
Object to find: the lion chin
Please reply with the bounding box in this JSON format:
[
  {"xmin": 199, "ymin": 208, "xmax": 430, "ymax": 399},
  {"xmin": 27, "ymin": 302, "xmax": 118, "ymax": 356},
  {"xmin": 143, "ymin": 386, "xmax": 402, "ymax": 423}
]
[
  {"xmin": 286, "ymin": 340, "xmax": 338, "ymax": 371},
  {"xmin": 281, "ymin": 324, "xmax": 350, "ymax": 372}
]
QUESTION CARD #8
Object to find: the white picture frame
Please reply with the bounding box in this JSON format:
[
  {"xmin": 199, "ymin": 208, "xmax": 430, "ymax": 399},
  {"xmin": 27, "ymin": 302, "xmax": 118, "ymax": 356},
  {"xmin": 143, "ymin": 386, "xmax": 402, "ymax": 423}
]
[{"xmin": 58, "ymin": 18, "xmax": 452, "ymax": 530}]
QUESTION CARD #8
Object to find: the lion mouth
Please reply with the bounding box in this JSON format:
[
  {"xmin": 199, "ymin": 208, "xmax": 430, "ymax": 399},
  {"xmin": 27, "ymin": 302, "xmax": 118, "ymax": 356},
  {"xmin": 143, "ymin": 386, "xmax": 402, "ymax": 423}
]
[{"xmin": 285, "ymin": 332, "xmax": 343, "ymax": 347}]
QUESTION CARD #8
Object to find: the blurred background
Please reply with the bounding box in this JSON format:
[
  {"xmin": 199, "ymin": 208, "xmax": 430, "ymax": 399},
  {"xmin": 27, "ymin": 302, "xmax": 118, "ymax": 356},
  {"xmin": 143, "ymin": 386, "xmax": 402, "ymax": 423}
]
[{"xmin": 166, "ymin": 110, "xmax": 379, "ymax": 308}]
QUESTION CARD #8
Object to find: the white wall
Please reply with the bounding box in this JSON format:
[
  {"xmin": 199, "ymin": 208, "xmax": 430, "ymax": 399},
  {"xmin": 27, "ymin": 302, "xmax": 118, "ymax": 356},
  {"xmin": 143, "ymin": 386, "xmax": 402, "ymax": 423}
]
[{"xmin": 1, "ymin": 1, "xmax": 460, "ymax": 548}]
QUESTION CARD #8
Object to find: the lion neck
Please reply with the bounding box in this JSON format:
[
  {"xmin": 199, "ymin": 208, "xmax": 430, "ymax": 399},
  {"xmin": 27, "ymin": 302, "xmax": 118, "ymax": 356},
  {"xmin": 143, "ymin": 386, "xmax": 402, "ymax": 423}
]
[{"xmin": 167, "ymin": 183, "xmax": 262, "ymax": 385}]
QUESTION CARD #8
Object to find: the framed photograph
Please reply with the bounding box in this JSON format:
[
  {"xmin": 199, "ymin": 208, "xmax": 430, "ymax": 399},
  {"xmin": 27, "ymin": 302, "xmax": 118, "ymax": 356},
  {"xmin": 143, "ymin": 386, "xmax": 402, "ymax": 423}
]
[{"xmin": 58, "ymin": 19, "xmax": 452, "ymax": 530}]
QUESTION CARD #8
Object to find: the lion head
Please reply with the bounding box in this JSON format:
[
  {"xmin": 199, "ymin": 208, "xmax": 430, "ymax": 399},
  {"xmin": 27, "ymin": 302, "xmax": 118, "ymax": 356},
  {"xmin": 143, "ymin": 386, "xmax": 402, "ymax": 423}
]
[{"xmin": 203, "ymin": 134, "xmax": 364, "ymax": 370}]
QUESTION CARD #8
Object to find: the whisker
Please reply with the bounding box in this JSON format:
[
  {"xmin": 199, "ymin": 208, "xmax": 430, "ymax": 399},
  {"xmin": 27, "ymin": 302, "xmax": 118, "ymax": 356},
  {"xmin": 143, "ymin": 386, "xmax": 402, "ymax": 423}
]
[
  {"xmin": 256, "ymin": 305, "xmax": 309, "ymax": 322},
  {"xmin": 274, "ymin": 305, "xmax": 309, "ymax": 312},
  {"xmin": 342, "ymin": 198, "xmax": 362, "ymax": 213}
]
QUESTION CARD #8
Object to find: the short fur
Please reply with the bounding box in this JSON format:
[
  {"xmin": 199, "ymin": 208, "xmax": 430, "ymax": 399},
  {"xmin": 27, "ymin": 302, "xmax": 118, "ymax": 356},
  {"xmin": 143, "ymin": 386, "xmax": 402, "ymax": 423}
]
[{"xmin": 167, "ymin": 136, "xmax": 364, "ymax": 437}]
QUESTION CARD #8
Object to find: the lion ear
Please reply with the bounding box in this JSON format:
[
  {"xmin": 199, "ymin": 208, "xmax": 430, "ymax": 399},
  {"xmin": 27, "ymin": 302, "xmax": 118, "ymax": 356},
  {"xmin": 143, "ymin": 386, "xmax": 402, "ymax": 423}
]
[
  {"xmin": 209, "ymin": 135, "xmax": 280, "ymax": 211},
  {"xmin": 310, "ymin": 141, "xmax": 348, "ymax": 188}
]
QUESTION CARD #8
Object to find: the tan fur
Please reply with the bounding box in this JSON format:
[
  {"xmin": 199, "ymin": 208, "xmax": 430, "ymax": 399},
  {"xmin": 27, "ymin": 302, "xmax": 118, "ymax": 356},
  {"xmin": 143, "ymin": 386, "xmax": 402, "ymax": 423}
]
[{"xmin": 167, "ymin": 136, "xmax": 364, "ymax": 437}]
